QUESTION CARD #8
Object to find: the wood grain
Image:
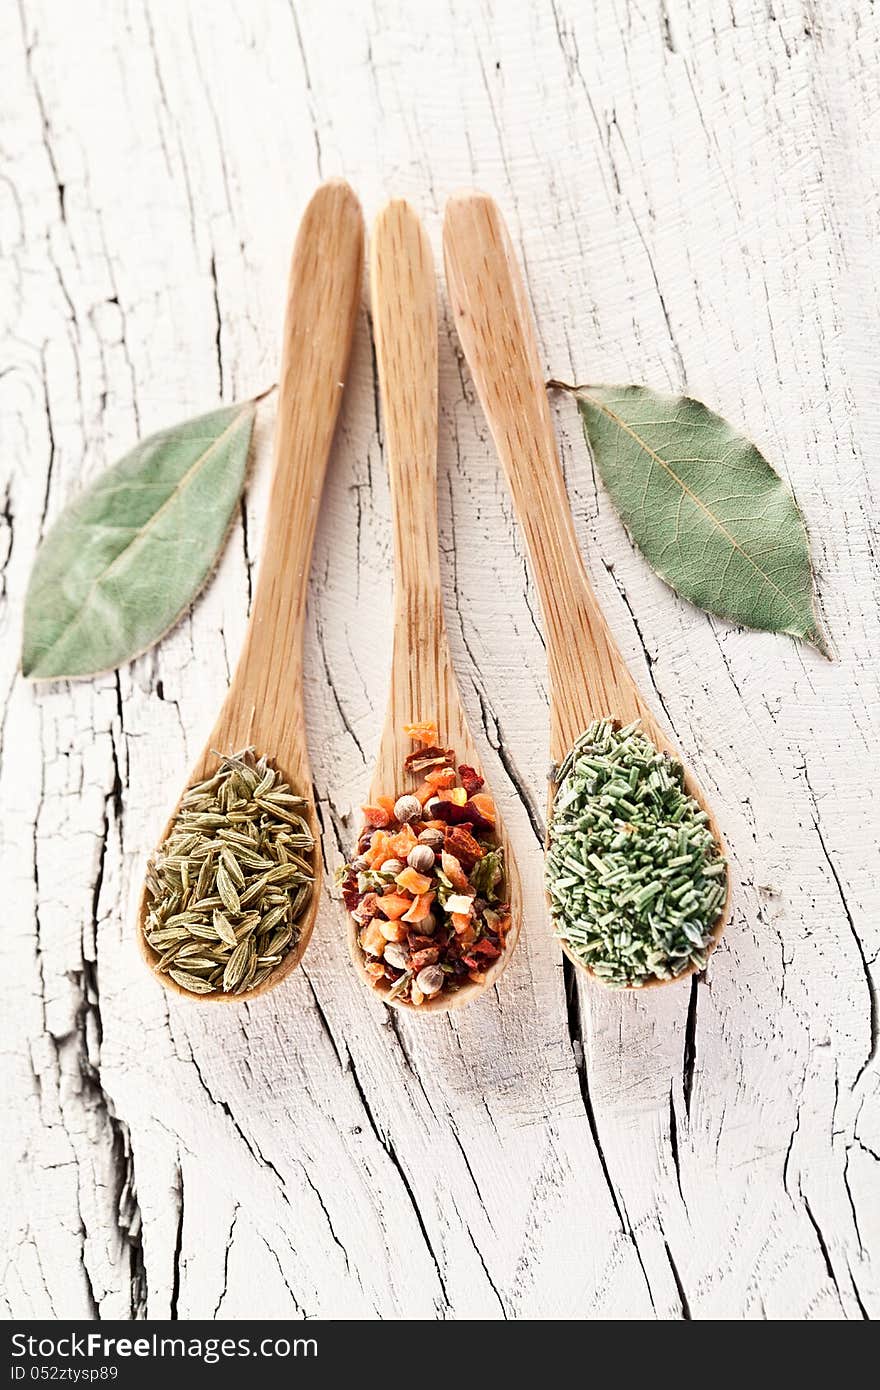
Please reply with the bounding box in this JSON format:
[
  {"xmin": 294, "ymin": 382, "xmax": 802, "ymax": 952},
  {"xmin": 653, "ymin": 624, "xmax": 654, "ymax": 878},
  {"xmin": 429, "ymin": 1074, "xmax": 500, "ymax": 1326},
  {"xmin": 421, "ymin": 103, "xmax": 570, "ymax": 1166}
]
[
  {"xmin": 137, "ymin": 179, "xmax": 364, "ymax": 1000},
  {"xmin": 443, "ymin": 191, "xmax": 730, "ymax": 986},
  {"xmin": 2, "ymin": 0, "xmax": 876, "ymax": 1322},
  {"xmin": 357, "ymin": 198, "xmax": 521, "ymax": 1012}
]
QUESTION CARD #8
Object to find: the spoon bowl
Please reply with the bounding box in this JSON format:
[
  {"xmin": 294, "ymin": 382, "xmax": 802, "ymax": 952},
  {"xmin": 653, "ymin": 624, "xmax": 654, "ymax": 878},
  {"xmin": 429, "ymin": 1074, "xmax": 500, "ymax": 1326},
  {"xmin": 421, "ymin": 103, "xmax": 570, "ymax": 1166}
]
[
  {"xmin": 346, "ymin": 198, "xmax": 522, "ymax": 1013},
  {"xmin": 137, "ymin": 180, "xmax": 364, "ymax": 1001},
  {"xmin": 443, "ymin": 192, "xmax": 731, "ymax": 988}
]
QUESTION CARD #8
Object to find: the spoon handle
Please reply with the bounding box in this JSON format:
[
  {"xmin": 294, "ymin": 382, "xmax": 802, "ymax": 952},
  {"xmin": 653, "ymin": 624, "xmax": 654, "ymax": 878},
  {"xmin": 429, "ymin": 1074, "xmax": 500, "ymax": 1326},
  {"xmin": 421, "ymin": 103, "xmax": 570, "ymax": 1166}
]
[
  {"xmin": 371, "ymin": 200, "xmax": 459, "ymax": 789},
  {"xmin": 225, "ymin": 180, "xmax": 364, "ymax": 773},
  {"xmin": 443, "ymin": 192, "xmax": 650, "ymax": 758}
]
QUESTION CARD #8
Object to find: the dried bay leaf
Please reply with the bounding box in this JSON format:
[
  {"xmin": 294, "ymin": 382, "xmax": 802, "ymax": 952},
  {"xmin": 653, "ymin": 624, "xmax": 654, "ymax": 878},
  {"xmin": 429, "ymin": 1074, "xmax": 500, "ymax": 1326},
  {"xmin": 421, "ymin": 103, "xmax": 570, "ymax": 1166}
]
[
  {"xmin": 556, "ymin": 383, "xmax": 829, "ymax": 654},
  {"xmin": 22, "ymin": 401, "xmax": 258, "ymax": 680}
]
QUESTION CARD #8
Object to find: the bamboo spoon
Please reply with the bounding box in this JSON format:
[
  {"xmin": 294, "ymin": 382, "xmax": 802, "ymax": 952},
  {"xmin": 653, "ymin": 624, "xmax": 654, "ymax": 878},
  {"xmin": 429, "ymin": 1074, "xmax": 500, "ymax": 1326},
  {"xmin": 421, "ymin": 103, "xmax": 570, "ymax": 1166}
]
[
  {"xmin": 443, "ymin": 192, "xmax": 730, "ymax": 988},
  {"xmin": 349, "ymin": 197, "xmax": 521, "ymax": 1013},
  {"xmin": 137, "ymin": 179, "xmax": 364, "ymax": 1001}
]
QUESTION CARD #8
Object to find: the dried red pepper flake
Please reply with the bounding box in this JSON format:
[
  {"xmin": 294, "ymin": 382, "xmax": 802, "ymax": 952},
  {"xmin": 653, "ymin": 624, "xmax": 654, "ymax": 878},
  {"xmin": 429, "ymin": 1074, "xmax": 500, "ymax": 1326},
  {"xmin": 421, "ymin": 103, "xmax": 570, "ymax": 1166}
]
[
  {"xmin": 443, "ymin": 825, "xmax": 485, "ymax": 870},
  {"xmin": 352, "ymin": 890, "xmax": 381, "ymax": 922},
  {"xmin": 406, "ymin": 931, "xmax": 439, "ymax": 953},
  {"xmin": 466, "ymin": 937, "xmax": 501, "ymax": 960},
  {"xmin": 462, "ymin": 943, "xmax": 501, "ymax": 970},
  {"xmin": 427, "ymin": 799, "xmax": 475, "ymax": 826},
  {"xmin": 410, "ymin": 946, "xmax": 441, "ymax": 972},
  {"xmin": 404, "ymin": 745, "xmax": 456, "ymax": 775},
  {"xmin": 428, "ymin": 797, "xmax": 494, "ymax": 831},
  {"xmin": 341, "ymin": 876, "xmax": 360, "ymax": 913},
  {"xmin": 458, "ymin": 764, "xmax": 484, "ymax": 795}
]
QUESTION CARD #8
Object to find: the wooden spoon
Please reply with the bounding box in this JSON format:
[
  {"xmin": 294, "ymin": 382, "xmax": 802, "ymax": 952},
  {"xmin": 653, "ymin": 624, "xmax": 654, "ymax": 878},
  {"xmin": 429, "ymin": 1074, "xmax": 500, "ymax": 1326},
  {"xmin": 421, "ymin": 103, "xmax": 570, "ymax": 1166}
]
[
  {"xmin": 348, "ymin": 197, "xmax": 521, "ymax": 1013},
  {"xmin": 443, "ymin": 191, "xmax": 730, "ymax": 988},
  {"xmin": 137, "ymin": 179, "xmax": 364, "ymax": 1001}
]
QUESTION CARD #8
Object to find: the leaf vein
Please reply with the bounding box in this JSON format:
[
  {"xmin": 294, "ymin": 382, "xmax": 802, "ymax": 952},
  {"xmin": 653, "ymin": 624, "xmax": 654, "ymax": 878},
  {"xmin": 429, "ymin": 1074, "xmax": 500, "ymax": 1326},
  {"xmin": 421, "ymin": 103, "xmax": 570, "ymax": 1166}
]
[
  {"xmin": 27, "ymin": 404, "xmax": 253, "ymax": 673},
  {"xmin": 583, "ymin": 394, "xmax": 803, "ymax": 621}
]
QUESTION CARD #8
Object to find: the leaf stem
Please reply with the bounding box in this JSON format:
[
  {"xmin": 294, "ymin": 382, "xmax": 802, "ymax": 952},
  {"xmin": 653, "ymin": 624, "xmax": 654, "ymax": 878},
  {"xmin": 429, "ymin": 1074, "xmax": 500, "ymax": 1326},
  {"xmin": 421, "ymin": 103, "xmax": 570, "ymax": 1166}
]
[
  {"xmin": 252, "ymin": 383, "xmax": 278, "ymax": 405},
  {"xmin": 546, "ymin": 378, "xmax": 583, "ymax": 394}
]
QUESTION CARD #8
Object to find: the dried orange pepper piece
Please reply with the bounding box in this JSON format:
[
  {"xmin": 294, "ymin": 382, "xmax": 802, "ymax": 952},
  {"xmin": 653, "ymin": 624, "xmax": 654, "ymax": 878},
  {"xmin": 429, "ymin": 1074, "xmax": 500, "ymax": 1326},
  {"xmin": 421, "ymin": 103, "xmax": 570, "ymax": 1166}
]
[
  {"xmin": 379, "ymin": 918, "xmax": 408, "ymax": 943},
  {"xmin": 469, "ymin": 793, "xmax": 496, "ymax": 823},
  {"xmin": 360, "ymin": 920, "xmax": 387, "ymax": 956},
  {"xmin": 438, "ymin": 787, "xmax": 467, "ymax": 806},
  {"xmin": 402, "ymin": 891, "xmax": 435, "ymax": 923},
  {"xmin": 403, "ymin": 720, "xmax": 439, "ymax": 745},
  {"xmin": 395, "ymin": 866, "xmax": 432, "ymax": 895},
  {"xmin": 387, "ymin": 825, "xmax": 418, "ymax": 859},
  {"xmin": 441, "ymin": 850, "xmax": 470, "ymax": 891},
  {"xmin": 366, "ymin": 831, "xmax": 390, "ymax": 867},
  {"xmin": 379, "ymin": 893, "xmax": 414, "ymax": 920},
  {"xmin": 425, "ymin": 766, "xmax": 456, "ymax": 789}
]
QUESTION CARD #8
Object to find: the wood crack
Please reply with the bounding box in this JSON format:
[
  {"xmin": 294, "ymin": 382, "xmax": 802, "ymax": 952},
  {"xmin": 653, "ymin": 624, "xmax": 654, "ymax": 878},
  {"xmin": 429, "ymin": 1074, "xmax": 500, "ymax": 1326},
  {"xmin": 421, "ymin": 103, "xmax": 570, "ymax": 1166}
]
[
  {"xmin": 800, "ymin": 1190, "xmax": 848, "ymax": 1317},
  {"xmin": 475, "ymin": 686, "xmax": 545, "ymax": 843},
  {"xmin": 682, "ymin": 975, "xmax": 699, "ymax": 1119},
  {"xmin": 209, "ymin": 252, "xmax": 224, "ymax": 400},
  {"xmin": 668, "ymin": 1083, "xmax": 686, "ymax": 1209},
  {"xmin": 316, "ymin": 616, "xmax": 366, "ymax": 761},
  {"xmin": 812, "ymin": 816, "xmax": 877, "ymax": 1086},
  {"xmin": 662, "ymin": 1240, "xmax": 691, "ymax": 1319},
  {"xmin": 211, "ymin": 1205, "xmax": 239, "ymax": 1319},
  {"xmin": 346, "ymin": 1050, "xmax": 449, "ymax": 1312},
  {"xmin": 169, "ymin": 1162, "xmax": 183, "ymax": 1319},
  {"xmin": 75, "ymin": 979, "xmax": 147, "ymax": 1317},
  {"xmin": 287, "ymin": 1, "xmax": 324, "ymax": 176},
  {"xmin": 465, "ymin": 1225, "xmax": 507, "ymax": 1318},
  {"xmin": 602, "ymin": 559, "xmax": 679, "ymax": 733},
  {"xmin": 563, "ymin": 957, "xmax": 658, "ymax": 1313}
]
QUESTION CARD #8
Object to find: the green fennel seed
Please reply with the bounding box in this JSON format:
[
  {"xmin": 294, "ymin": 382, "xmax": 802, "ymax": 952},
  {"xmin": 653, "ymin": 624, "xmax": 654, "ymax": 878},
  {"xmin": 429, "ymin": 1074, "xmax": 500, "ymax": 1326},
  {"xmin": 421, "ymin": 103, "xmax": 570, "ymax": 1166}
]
[
  {"xmin": 144, "ymin": 748, "xmax": 315, "ymax": 997},
  {"xmin": 546, "ymin": 719, "xmax": 727, "ymax": 987}
]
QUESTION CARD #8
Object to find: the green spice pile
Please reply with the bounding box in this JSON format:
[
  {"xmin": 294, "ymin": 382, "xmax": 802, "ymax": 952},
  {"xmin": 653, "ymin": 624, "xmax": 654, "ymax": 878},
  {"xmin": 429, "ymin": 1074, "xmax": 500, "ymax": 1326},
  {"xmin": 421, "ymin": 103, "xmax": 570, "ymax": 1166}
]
[
  {"xmin": 144, "ymin": 749, "xmax": 315, "ymax": 997},
  {"xmin": 547, "ymin": 720, "xmax": 726, "ymax": 987}
]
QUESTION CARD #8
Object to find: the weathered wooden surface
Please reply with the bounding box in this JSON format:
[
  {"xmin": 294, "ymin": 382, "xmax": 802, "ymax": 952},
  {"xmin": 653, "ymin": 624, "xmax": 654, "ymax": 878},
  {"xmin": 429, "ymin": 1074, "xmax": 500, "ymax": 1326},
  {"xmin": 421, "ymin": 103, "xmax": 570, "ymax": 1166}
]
[{"xmin": 1, "ymin": 0, "xmax": 877, "ymax": 1320}]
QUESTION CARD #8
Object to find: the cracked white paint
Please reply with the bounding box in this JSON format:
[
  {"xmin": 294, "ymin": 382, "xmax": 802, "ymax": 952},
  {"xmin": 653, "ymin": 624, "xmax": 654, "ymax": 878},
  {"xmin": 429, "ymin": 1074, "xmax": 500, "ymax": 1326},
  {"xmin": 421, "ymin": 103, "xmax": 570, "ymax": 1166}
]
[{"xmin": 2, "ymin": 0, "xmax": 878, "ymax": 1321}]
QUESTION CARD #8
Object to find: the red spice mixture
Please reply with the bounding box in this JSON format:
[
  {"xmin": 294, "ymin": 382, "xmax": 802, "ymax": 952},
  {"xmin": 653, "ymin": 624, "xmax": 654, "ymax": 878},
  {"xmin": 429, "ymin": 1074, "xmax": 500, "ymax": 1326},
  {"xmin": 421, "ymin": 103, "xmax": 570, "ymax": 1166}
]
[{"xmin": 339, "ymin": 722, "xmax": 510, "ymax": 1005}]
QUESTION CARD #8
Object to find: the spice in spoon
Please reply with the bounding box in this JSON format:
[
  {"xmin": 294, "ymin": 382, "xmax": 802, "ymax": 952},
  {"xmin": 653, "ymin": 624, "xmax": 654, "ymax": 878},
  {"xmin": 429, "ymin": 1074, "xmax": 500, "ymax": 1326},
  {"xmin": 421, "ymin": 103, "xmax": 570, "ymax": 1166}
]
[
  {"xmin": 339, "ymin": 723, "xmax": 510, "ymax": 1006},
  {"xmin": 144, "ymin": 749, "xmax": 315, "ymax": 996},
  {"xmin": 547, "ymin": 719, "xmax": 726, "ymax": 987}
]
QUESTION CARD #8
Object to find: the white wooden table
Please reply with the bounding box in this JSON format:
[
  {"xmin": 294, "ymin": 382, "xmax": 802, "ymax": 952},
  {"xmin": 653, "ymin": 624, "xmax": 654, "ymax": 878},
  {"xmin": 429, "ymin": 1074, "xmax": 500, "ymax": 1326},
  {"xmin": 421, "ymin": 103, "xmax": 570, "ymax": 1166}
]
[{"xmin": 2, "ymin": 0, "xmax": 877, "ymax": 1321}]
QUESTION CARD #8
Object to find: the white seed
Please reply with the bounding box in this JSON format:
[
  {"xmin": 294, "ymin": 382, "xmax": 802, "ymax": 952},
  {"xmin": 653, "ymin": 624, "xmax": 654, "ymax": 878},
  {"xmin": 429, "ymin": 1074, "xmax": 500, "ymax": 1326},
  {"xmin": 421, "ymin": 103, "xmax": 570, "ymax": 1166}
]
[
  {"xmin": 416, "ymin": 965, "xmax": 444, "ymax": 996},
  {"xmin": 383, "ymin": 942, "xmax": 410, "ymax": 971},
  {"xmin": 418, "ymin": 827, "xmax": 445, "ymax": 849},
  {"xmin": 380, "ymin": 859, "xmax": 404, "ymax": 876},
  {"xmin": 407, "ymin": 845, "xmax": 435, "ymax": 874},
  {"xmin": 393, "ymin": 795, "xmax": 423, "ymax": 824}
]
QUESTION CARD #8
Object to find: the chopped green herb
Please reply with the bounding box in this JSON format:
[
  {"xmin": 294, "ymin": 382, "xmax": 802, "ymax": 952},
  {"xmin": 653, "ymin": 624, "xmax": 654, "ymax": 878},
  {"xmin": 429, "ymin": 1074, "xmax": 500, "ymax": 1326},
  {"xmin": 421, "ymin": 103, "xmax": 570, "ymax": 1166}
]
[{"xmin": 546, "ymin": 719, "xmax": 726, "ymax": 987}]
